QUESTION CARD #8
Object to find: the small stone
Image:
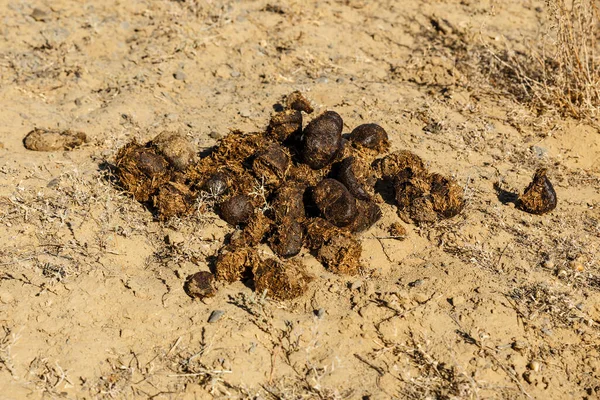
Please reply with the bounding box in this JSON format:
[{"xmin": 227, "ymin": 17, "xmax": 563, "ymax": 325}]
[
  {"xmin": 239, "ymin": 109, "xmax": 252, "ymax": 118},
  {"xmin": 209, "ymin": 131, "xmax": 223, "ymax": 140},
  {"xmin": 0, "ymin": 291, "xmax": 14, "ymax": 304},
  {"xmin": 522, "ymin": 371, "xmax": 535, "ymax": 384},
  {"xmin": 208, "ymin": 310, "xmax": 225, "ymax": 323},
  {"xmin": 531, "ymin": 146, "xmax": 547, "ymax": 158},
  {"xmin": 350, "ymin": 280, "xmax": 363, "ymax": 290},
  {"xmin": 315, "ymin": 308, "xmax": 325, "ymax": 318},
  {"xmin": 377, "ymin": 319, "xmax": 402, "ymax": 342},
  {"xmin": 568, "ymin": 260, "xmax": 584, "ymax": 272},
  {"xmin": 542, "ymin": 259, "xmax": 555, "ymax": 269},
  {"xmin": 174, "ymin": 71, "xmax": 186, "ymax": 80},
  {"xmin": 166, "ymin": 231, "xmax": 185, "ymax": 245},
  {"xmin": 449, "ymin": 296, "xmax": 465, "ymax": 307},
  {"xmin": 230, "ymin": 70, "xmax": 241, "ymax": 78},
  {"xmin": 413, "ymin": 292, "xmax": 431, "ymax": 303},
  {"xmin": 31, "ymin": 8, "xmax": 49, "ymax": 21},
  {"xmin": 527, "ymin": 360, "xmax": 542, "ymax": 372},
  {"xmin": 512, "ymin": 340, "xmax": 528, "ymax": 351},
  {"xmin": 408, "ymin": 279, "xmax": 424, "ymax": 288},
  {"xmin": 120, "ymin": 328, "xmax": 135, "ymax": 338}
]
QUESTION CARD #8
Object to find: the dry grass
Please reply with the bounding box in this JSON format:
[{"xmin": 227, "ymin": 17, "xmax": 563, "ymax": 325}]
[
  {"xmin": 418, "ymin": 1, "xmax": 600, "ymax": 120},
  {"xmin": 486, "ymin": 0, "xmax": 600, "ymax": 119}
]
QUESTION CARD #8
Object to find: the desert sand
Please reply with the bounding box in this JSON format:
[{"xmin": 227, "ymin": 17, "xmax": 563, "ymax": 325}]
[{"xmin": 1, "ymin": 0, "xmax": 599, "ymax": 399}]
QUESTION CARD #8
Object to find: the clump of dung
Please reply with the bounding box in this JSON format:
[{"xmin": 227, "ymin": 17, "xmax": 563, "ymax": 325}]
[
  {"xmin": 312, "ymin": 179, "xmax": 357, "ymax": 227},
  {"xmin": 285, "ymin": 91, "xmax": 314, "ymax": 114},
  {"xmin": 337, "ymin": 156, "xmax": 375, "ymax": 201},
  {"xmin": 184, "ymin": 271, "xmax": 216, "ymax": 299},
  {"xmin": 115, "ymin": 141, "xmax": 171, "ymax": 202},
  {"xmin": 24, "ymin": 128, "xmax": 87, "ymax": 151},
  {"xmin": 154, "ymin": 181, "xmax": 195, "ymax": 220},
  {"xmin": 253, "ymin": 259, "xmax": 313, "ymax": 301},
  {"xmin": 269, "ymin": 219, "xmax": 304, "ymax": 258},
  {"xmin": 214, "ymin": 246, "xmax": 259, "ymax": 283},
  {"xmin": 219, "ymin": 194, "xmax": 254, "ymax": 226},
  {"xmin": 151, "ymin": 131, "xmax": 196, "ymax": 171},
  {"xmin": 112, "ymin": 92, "xmax": 468, "ymax": 301},
  {"xmin": 302, "ymin": 111, "xmax": 344, "ymax": 169},
  {"xmin": 350, "ymin": 123, "xmax": 389, "ymax": 153},
  {"xmin": 517, "ymin": 168, "xmax": 557, "ymax": 215},
  {"xmin": 252, "ymin": 143, "xmax": 291, "ymax": 188}
]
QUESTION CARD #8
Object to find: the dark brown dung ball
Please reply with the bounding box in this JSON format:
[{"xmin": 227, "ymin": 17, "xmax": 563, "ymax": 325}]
[
  {"xmin": 203, "ymin": 171, "xmax": 231, "ymax": 197},
  {"xmin": 151, "ymin": 131, "xmax": 196, "ymax": 171},
  {"xmin": 517, "ymin": 168, "xmax": 557, "ymax": 215},
  {"xmin": 154, "ymin": 181, "xmax": 196, "ymax": 220},
  {"xmin": 337, "ymin": 156, "xmax": 375, "ymax": 201},
  {"xmin": 312, "ymin": 179, "xmax": 357, "ymax": 227},
  {"xmin": 285, "ymin": 91, "xmax": 314, "ymax": 114},
  {"xmin": 271, "ymin": 184, "xmax": 306, "ymax": 223},
  {"xmin": 115, "ymin": 141, "xmax": 170, "ymax": 202},
  {"xmin": 373, "ymin": 150, "xmax": 426, "ymax": 181},
  {"xmin": 267, "ymin": 109, "xmax": 302, "ymax": 143},
  {"xmin": 302, "ymin": 111, "xmax": 343, "ymax": 170},
  {"xmin": 252, "ymin": 143, "xmax": 291, "ymax": 187},
  {"xmin": 184, "ymin": 271, "xmax": 216, "ymax": 299},
  {"xmin": 219, "ymin": 194, "xmax": 254, "ymax": 226},
  {"xmin": 268, "ymin": 219, "xmax": 304, "ymax": 258},
  {"xmin": 214, "ymin": 245, "xmax": 259, "ymax": 282},
  {"xmin": 348, "ymin": 200, "xmax": 382, "ymax": 233},
  {"xmin": 253, "ymin": 258, "xmax": 313, "ymax": 301},
  {"xmin": 317, "ymin": 233, "xmax": 362, "ymax": 275},
  {"xmin": 429, "ymin": 173, "xmax": 465, "ymax": 218},
  {"xmin": 349, "ymin": 124, "xmax": 389, "ymax": 152}
]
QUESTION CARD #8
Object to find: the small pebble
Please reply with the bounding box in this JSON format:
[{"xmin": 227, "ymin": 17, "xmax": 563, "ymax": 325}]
[
  {"xmin": 315, "ymin": 308, "xmax": 325, "ymax": 319},
  {"xmin": 523, "ymin": 371, "xmax": 535, "ymax": 384},
  {"xmin": 209, "ymin": 131, "xmax": 223, "ymax": 140},
  {"xmin": 174, "ymin": 71, "xmax": 186, "ymax": 80},
  {"xmin": 166, "ymin": 231, "xmax": 185, "ymax": 245},
  {"xmin": 542, "ymin": 259, "xmax": 555, "ymax": 269},
  {"xmin": 449, "ymin": 295, "xmax": 465, "ymax": 307},
  {"xmin": 31, "ymin": 8, "xmax": 49, "ymax": 21},
  {"xmin": 239, "ymin": 109, "xmax": 252, "ymax": 118},
  {"xmin": 413, "ymin": 292, "xmax": 431, "ymax": 303},
  {"xmin": 350, "ymin": 280, "xmax": 363, "ymax": 290},
  {"xmin": 0, "ymin": 291, "xmax": 14, "ymax": 304},
  {"xmin": 511, "ymin": 340, "xmax": 528, "ymax": 351},
  {"xmin": 408, "ymin": 279, "xmax": 424, "ymax": 288},
  {"xmin": 527, "ymin": 360, "xmax": 542, "ymax": 372},
  {"xmin": 531, "ymin": 145, "xmax": 547, "ymax": 158},
  {"xmin": 208, "ymin": 310, "xmax": 225, "ymax": 323},
  {"xmin": 568, "ymin": 260, "xmax": 584, "ymax": 272}
]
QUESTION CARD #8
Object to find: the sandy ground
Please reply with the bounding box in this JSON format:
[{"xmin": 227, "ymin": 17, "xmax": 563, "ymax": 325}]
[{"xmin": 1, "ymin": 0, "xmax": 600, "ymax": 398}]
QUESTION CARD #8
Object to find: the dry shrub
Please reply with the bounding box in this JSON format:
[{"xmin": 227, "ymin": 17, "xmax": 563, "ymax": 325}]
[{"xmin": 484, "ymin": 0, "xmax": 600, "ymax": 119}]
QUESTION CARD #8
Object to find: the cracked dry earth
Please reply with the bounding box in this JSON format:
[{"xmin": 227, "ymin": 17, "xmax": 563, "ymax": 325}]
[{"xmin": 1, "ymin": 0, "xmax": 600, "ymax": 399}]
